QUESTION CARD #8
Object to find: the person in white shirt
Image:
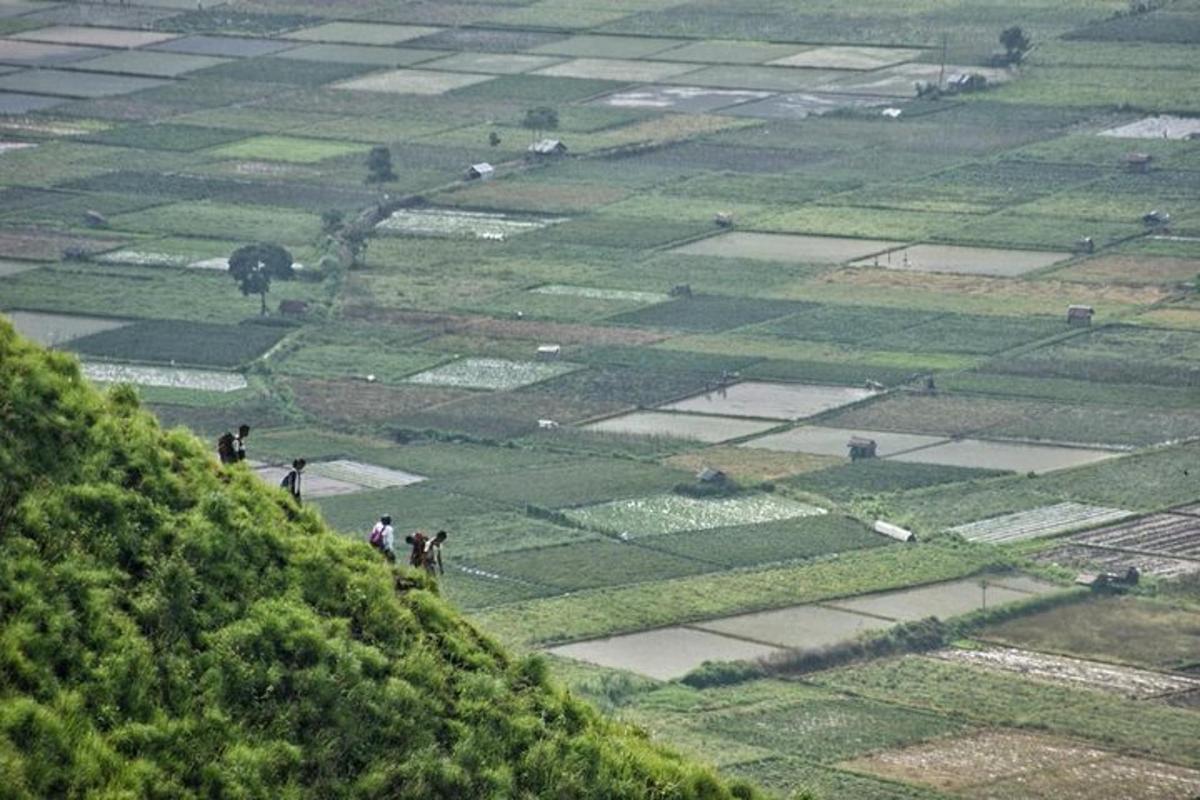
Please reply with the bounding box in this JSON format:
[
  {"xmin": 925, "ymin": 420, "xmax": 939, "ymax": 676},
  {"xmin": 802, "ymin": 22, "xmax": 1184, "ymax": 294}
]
[{"xmin": 371, "ymin": 515, "xmax": 395, "ymax": 563}]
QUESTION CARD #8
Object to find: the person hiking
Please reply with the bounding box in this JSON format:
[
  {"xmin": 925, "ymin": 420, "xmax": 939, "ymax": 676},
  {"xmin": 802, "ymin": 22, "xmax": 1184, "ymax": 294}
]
[
  {"xmin": 423, "ymin": 530, "xmax": 447, "ymax": 576},
  {"xmin": 216, "ymin": 431, "xmax": 236, "ymax": 464},
  {"xmin": 233, "ymin": 424, "xmax": 250, "ymax": 462},
  {"xmin": 217, "ymin": 424, "xmax": 251, "ymax": 464},
  {"xmin": 280, "ymin": 458, "xmax": 305, "ymax": 503},
  {"xmin": 406, "ymin": 531, "xmax": 428, "ymax": 569},
  {"xmin": 369, "ymin": 515, "xmax": 395, "ymax": 563}
]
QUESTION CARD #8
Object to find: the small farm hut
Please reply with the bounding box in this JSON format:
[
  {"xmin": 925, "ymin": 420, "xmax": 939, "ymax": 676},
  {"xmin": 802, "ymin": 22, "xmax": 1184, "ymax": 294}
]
[
  {"xmin": 536, "ymin": 344, "xmax": 561, "ymax": 361},
  {"xmin": 529, "ymin": 139, "xmax": 567, "ymax": 156},
  {"xmin": 848, "ymin": 437, "xmax": 877, "ymax": 460},
  {"xmin": 1067, "ymin": 305, "xmax": 1094, "ymax": 326},
  {"xmin": 713, "ymin": 212, "xmax": 734, "ymax": 228},
  {"xmin": 696, "ymin": 467, "xmax": 728, "ymax": 484},
  {"xmin": 668, "ymin": 283, "xmax": 693, "ymax": 298},
  {"xmin": 465, "ymin": 162, "xmax": 494, "ymax": 180},
  {"xmin": 1124, "ymin": 152, "xmax": 1153, "ymax": 173}
]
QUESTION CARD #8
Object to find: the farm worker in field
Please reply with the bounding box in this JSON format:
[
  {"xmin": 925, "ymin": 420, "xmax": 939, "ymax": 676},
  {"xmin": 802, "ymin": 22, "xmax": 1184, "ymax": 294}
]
[
  {"xmin": 369, "ymin": 515, "xmax": 396, "ymax": 563},
  {"xmin": 281, "ymin": 458, "xmax": 305, "ymax": 503},
  {"xmin": 424, "ymin": 531, "xmax": 448, "ymax": 576}
]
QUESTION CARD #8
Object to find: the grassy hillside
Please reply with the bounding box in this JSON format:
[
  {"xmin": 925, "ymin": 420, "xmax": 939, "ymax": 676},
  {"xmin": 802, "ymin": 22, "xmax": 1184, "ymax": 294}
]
[{"xmin": 0, "ymin": 318, "xmax": 766, "ymax": 800}]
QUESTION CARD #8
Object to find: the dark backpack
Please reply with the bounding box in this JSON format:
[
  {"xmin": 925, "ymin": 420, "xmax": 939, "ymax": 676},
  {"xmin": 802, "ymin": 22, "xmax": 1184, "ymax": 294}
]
[
  {"xmin": 217, "ymin": 432, "xmax": 235, "ymax": 462},
  {"xmin": 280, "ymin": 471, "xmax": 295, "ymax": 490},
  {"xmin": 408, "ymin": 532, "xmax": 428, "ymax": 566},
  {"xmin": 369, "ymin": 524, "xmax": 384, "ymax": 548}
]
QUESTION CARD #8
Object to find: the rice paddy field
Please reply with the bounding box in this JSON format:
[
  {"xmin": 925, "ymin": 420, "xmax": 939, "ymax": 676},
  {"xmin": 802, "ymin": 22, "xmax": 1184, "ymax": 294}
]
[{"xmin": 2, "ymin": 0, "xmax": 1199, "ymax": 796}]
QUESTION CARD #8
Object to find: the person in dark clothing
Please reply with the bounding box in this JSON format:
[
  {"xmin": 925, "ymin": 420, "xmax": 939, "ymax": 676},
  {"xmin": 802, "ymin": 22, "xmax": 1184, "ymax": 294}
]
[
  {"xmin": 234, "ymin": 424, "xmax": 250, "ymax": 462},
  {"xmin": 281, "ymin": 458, "xmax": 306, "ymax": 503}
]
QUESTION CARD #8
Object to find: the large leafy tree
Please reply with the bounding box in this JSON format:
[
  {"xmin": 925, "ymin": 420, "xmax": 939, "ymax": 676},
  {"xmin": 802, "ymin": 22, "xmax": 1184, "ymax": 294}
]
[
  {"xmin": 1000, "ymin": 25, "xmax": 1031, "ymax": 64},
  {"xmin": 228, "ymin": 243, "xmax": 295, "ymax": 316},
  {"xmin": 522, "ymin": 106, "xmax": 558, "ymax": 143}
]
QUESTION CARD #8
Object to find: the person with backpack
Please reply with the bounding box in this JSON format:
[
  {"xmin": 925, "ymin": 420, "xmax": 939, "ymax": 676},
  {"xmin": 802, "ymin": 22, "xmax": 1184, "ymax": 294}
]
[
  {"xmin": 280, "ymin": 458, "xmax": 305, "ymax": 503},
  {"xmin": 216, "ymin": 431, "xmax": 236, "ymax": 464},
  {"xmin": 405, "ymin": 531, "xmax": 428, "ymax": 569},
  {"xmin": 369, "ymin": 515, "xmax": 395, "ymax": 563},
  {"xmin": 233, "ymin": 424, "xmax": 250, "ymax": 462},
  {"xmin": 217, "ymin": 424, "xmax": 251, "ymax": 464}
]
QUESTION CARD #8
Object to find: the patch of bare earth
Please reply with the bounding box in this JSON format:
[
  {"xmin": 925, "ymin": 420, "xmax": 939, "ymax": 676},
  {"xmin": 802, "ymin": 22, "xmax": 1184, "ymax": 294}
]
[
  {"xmin": 1059, "ymin": 255, "xmax": 1200, "ymax": 285},
  {"xmin": 841, "ymin": 730, "xmax": 1108, "ymax": 793},
  {"xmin": 931, "ymin": 646, "xmax": 1200, "ymax": 698},
  {"xmin": 817, "ymin": 267, "xmax": 1169, "ymax": 307},
  {"xmin": 663, "ymin": 446, "xmax": 841, "ymax": 482}
]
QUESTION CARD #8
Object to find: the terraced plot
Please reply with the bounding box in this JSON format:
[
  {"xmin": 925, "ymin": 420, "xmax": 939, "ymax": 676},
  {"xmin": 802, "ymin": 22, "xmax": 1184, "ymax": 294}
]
[
  {"xmin": 661, "ymin": 381, "xmax": 875, "ymax": 421},
  {"xmin": 283, "ymin": 22, "xmax": 440, "ymax": 46},
  {"xmin": 564, "ymin": 493, "xmax": 825, "ymax": 537},
  {"xmin": 534, "ymin": 57, "xmax": 699, "ymax": 83},
  {"xmin": 377, "ymin": 208, "xmax": 566, "ymax": 238},
  {"xmin": 850, "ymin": 243, "xmax": 1071, "ymax": 277},
  {"xmin": 549, "ymin": 573, "xmax": 1058, "ymax": 679},
  {"xmin": 594, "ymin": 85, "xmax": 771, "ymax": 113},
  {"xmin": 405, "ymin": 358, "xmax": 577, "ymax": 390},
  {"xmin": 583, "ymin": 410, "xmax": 778, "ymax": 443},
  {"xmin": 72, "ymin": 50, "xmax": 229, "ymax": 77},
  {"xmin": 1035, "ymin": 543, "xmax": 1200, "ymax": 580},
  {"xmin": 333, "ymin": 68, "xmax": 494, "ymax": 95},
  {"xmin": 673, "ymin": 232, "xmax": 902, "ymax": 263},
  {"xmin": 1100, "ymin": 115, "xmax": 1200, "ymax": 140},
  {"xmin": 743, "ymin": 426, "xmax": 946, "ymax": 458},
  {"xmin": 826, "ymin": 574, "xmax": 1059, "ymax": 622},
  {"xmin": 0, "ymin": 39, "xmax": 105, "ymax": 66},
  {"xmin": 150, "ymin": 35, "xmax": 298, "ymax": 58},
  {"xmin": 252, "ymin": 464, "xmax": 364, "ymax": 499},
  {"xmin": 1070, "ymin": 512, "xmax": 1200, "ymax": 560},
  {"xmin": 843, "ymin": 730, "xmax": 1200, "ymax": 799},
  {"xmin": 532, "ymin": 285, "xmax": 668, "ymax": 304},
  {"xmin": 548, "ymin": 627, "xmax": 782, "ymax": 682},
  {"xmin": 931, "ymin": 646, "xmax": 1200, "ymax": 698},
  {"xmin": 81, "ymin": 362, "xmax": 248, "ymax": 392},
  {"xmin": 695, "ymin": 605, "xmax": 892, "ymax": 650},
  {"xmin": 723, "ymin": 91, "xmax": 892, "ymax": 120},
  {"xmin": 306, "ymin": 460, "xmax": 427, "ymax": 489},
  {"xmin": 0, "ymin": 69, "xmax": 167, "ymax": 98},
  {"xmin": 11, "ymin": 25, "xmax": 178, "ymax": 48},
  {"xmin": 891, "ymin": 439, "xmax": 1118, "ymax": 474},
  {"xmin": 769, "ymin": 46, "xmax": 922, "ymax": 70},
  {"xmin": 947, "ymin": 502, "xmax": 1134, "ymax": 544},
  {"xmin": 6, "ymin": 310, "xmax": 128, "ymax": 345}
]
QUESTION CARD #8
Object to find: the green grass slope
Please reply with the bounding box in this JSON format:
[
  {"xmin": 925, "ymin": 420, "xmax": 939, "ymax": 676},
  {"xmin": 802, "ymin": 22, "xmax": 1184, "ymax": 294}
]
[{"xmin": 0, "ymin": 319, "xmax": 767, "ymax": 800}]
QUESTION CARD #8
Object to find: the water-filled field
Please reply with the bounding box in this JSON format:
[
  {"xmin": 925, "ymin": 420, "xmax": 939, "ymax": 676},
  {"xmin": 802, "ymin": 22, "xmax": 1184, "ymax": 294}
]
[{"xmin": 661, "ymin": 381, "xmax": 875, "ymax": 420}]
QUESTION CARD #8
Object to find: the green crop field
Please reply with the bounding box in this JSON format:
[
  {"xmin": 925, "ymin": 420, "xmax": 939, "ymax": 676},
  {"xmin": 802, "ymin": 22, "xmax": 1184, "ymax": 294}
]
[{"xmin": 6, "ymin": 0, "xmax": 1200, "ymax": 796}]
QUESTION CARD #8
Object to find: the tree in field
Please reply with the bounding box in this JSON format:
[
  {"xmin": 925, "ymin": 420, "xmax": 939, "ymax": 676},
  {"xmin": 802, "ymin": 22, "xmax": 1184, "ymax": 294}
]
[
  {"xmin": 228, "ymin": 243, "xmax": 295, "ymax": 316},
  {"xmin": 1000, "ymin": 26, "xmax": 1031, "ymax": 64},
  {"xmin": 521, "ymin": 106, "xmax": 558, "ymax": 143},
  {"xmin": 365, "ymin": 145, "xmax": 396, "ymax": 184}
]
